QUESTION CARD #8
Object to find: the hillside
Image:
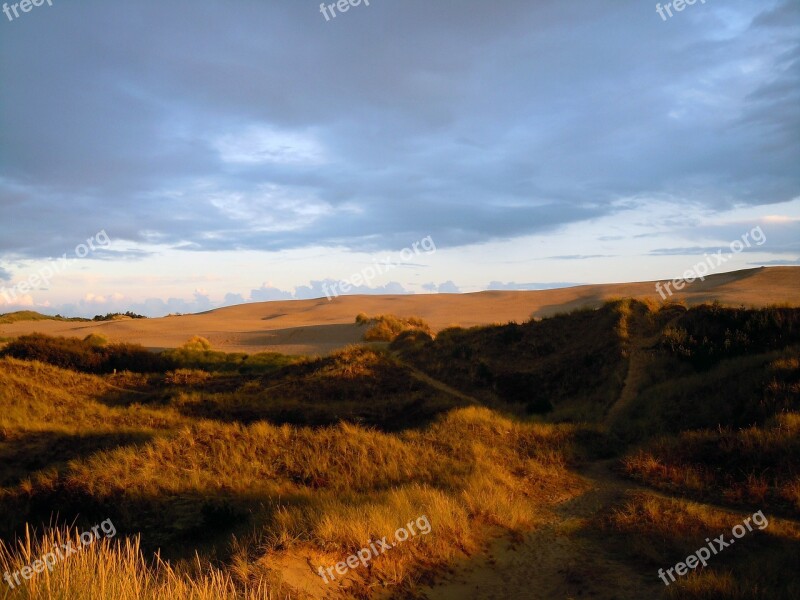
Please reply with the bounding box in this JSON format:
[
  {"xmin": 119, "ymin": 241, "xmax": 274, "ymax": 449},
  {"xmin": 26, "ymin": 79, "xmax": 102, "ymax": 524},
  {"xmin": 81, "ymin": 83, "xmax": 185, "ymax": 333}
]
[
  {"xmin": 1, "ymin": 266, "xmax": 798, "ymax": 355},
  {"xmin": 0, "ymin": 298, "xmax": 798, "ymax": 599}
]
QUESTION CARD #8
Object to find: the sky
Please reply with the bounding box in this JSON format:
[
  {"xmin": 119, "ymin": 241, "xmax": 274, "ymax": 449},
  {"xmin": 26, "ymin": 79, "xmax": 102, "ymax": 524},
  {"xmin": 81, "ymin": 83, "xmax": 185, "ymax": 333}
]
[{"xmin": 1, "ymin": 0, "xmax": 798, "ymax": 317}]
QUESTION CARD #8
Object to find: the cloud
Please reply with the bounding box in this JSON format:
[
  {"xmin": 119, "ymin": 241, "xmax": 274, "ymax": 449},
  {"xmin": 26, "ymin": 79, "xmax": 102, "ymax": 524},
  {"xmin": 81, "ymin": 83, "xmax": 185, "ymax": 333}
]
[
  {"xmin": 212, "ymin": 126, "xmax": 327, "ymax": 166},
  {"xmin": 422, "ymin": 281, "xmax": 460, "ymax": 293},
  {"xmin": 57, "ymin": 294, "xmax": 216, "ymax": 318},
  {"xmin": 222, "ymin": 292, "xmax": 246, "ymax": 307},
  {"xmin": 91, "ymin": 249, "xmax": 155, "ymax": 261},
  {"xmin": 0, "ymin": 266, "xmax": 11, "ymax": 282},
  {"xmin": 545, "ymin": 254, "xmax": 615, "ymax": 260},
  {"xmin": 248, "ymin": 279, "xmax": 414, "ymax": 303},
  {"xmin": 0, "ymin": 293, "xmax": 34, "ymax": 308},
  {"xmin": 649, "ymin": 219, "xmax": 800, "ymax": 256},
  {"xmin": 487, "ymin": 281, "xmax": 583, "ymax": 291},
  {"xmin": 649, "ymin": 246, "xmax": 746, "ymax": 256},
  {"xmin": 40, "ymin": 279, "xmax": 418, "ymax": 318},
  {"xmin": 0, "ymin": 1, "xmax": 796, "ymax": 260},
  {"xmin": 249, "ymin": 283, "xmax": 294, "ymax": 302},
  {"xmin": 749, "ymin": 258, "xmax": 800, "ymax": 265}
]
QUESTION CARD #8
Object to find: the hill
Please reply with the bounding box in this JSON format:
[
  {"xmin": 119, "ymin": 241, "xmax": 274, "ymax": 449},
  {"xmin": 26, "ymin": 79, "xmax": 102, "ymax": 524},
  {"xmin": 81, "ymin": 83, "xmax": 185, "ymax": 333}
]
[
  {"xmin": 0, "ymin": 266, "xmax": 797, "ymax": 355},
  {"xmin": 0, "ymin": 278, "xmax": 798, "ymax": 599},
  {"xmin": 0, "ymin": 311, "xmax": 88, "ymax": 325}
]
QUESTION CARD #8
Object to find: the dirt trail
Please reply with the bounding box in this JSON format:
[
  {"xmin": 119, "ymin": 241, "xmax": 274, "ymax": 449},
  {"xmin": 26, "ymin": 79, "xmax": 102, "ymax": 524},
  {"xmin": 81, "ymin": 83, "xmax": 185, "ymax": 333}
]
[
  {"xmin": 396, "ymin": 357, "xmax": 481, "ymax": 406},
  {"xmin": 413, "ymin": 310, "xmax": 671, "ymax": 599},
  {"xmin": 280, "ymin": 311, "xmax": 775, "ymax": 600},
  {"xmin": 606, "ymin": 307, "xmax": 681, "ymax": 423},
  {"xmin": 417, "ymin": 459, "xmax": 664, "ymax": 600},
  {"xmin": 271, "ymin": 458, "xmax": 665, "ymax": 600},
  {"xmin": 606, "ymin": 334, "xmax": 655, "ymax": 422}
]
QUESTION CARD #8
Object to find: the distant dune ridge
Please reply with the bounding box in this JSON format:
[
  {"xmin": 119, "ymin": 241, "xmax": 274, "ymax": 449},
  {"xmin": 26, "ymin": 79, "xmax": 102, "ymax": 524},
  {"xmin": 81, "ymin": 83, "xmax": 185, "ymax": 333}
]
[{"xmin": 1, "ymin": 266, "xmax": 798, "ymax": 355}]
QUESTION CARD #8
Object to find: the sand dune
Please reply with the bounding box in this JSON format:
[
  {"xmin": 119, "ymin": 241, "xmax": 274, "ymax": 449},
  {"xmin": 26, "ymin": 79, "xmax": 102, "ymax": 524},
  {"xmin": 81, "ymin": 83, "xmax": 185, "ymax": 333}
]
[{"xmin": 2, "ymin": 267, "xmax": 798, "ymax": 355}]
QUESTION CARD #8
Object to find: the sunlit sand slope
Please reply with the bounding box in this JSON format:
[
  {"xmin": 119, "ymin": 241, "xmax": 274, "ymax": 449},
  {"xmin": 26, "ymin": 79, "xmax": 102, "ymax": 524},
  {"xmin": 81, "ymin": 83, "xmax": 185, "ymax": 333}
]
[{"xmin": 2, "ymin": 267, "xmax": 797, "ymax": 354}]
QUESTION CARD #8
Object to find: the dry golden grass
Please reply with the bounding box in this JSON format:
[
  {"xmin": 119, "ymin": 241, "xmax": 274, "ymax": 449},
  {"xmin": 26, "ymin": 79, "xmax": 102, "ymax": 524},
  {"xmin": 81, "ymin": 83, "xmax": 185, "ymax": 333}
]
[
  {"xmin": 622, "ymin": 411, "xmax": 800, "ymax": 512},
  {"xmin": 0, "ymin": 355, "xmax": 584, "ymax": 598},
  {"xmin": 604, "ymin": 492, "xmax": 800, "ymax": 599},
  {"xmin": 3, "ymin": 297, "xmax": 799, "ymax": 599},
  {"xmin": 0, "ymin": 527, "xmax": 289, "ymax": 600},
  {"xmin": 358, "ymin": 314, "xmax": 433, "ymax": 342}
]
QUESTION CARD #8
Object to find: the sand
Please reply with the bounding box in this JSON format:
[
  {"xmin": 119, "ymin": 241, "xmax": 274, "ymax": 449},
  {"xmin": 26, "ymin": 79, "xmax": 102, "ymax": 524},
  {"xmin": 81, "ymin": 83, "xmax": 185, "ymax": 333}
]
[{"xmin": 2, "ymin": 267, "xmax": 797, "ymax": 355}]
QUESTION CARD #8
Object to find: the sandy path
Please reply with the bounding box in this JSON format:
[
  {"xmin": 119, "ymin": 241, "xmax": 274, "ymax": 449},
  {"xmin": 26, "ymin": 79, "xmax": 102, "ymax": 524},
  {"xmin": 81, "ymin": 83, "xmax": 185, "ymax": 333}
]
[
  {"xmin": 418, "ymin": 460, "xmax": 664, "ymax": 600},
  {"xmin": 604, "ymin": 306, "xmax": 680, "ymax": 422},
  {"xmin": 395, "ymin": 357, "xmax": 481, "ymax": 406}
]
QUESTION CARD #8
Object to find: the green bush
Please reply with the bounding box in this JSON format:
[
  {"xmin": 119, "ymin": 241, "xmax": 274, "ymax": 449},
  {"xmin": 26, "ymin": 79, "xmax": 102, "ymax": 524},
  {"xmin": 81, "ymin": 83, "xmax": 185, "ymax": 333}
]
[{"xmin": 162, "ymin": 347, "xmax": 295, "ymax": 374}]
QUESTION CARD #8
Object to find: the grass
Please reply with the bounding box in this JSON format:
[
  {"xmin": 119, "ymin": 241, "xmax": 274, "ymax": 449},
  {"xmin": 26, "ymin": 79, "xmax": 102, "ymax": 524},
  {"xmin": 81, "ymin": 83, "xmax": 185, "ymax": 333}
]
[
  {"xmin": 2, "ymin": 300, "xmax": 799, "ymax": 598},
  {"xmin": 397, "ymin": 301, "xmax": 631, "ymax": 418},
  {"xmin": 356, "ymin": 314, "xmax": 433, "ymax": 342},
  {"xmin": 600, "ymin": 492, "xmax": 800, "ymax": 599},
  {"xmin": 0, "ymin": 349, "xmax": 583, "ymax": 598},
  {"xmin": 622, "ymin": 411, "xmax": 800, "ymax": 512},
  {"xmin": 168, "ymin": 346, "xmax": 470, "ymax": 429},
  {"xmin": 0, "ymin": 527, "xmax": 289, "ymax": 600},
  {"xmin": 0, "ymin": 335, "xmax": 172, "ymax": 374},
  {"xmin": 0, "ymin": 312, "xmax": 88, "ymax": 325},
  {"xmin": 610, "ymin": 348, "xmax": 800, "ymax": 441},
  {"xmin": 0, "ymin": 334, "xmax": 298, "ymax": 376}
]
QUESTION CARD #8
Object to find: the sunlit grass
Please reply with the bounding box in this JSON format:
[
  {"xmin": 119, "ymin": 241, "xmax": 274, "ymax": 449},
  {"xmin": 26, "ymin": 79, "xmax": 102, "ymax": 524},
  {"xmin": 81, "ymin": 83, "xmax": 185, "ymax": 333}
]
[{"xmin": 0, "ymin": 527, "xmax": 289, "ymax": 600}]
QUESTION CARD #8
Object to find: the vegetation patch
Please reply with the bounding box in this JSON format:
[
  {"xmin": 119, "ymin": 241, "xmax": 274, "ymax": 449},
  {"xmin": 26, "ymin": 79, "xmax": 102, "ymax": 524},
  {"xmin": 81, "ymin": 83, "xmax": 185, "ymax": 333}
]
[
  {"xmin": 0, "ymin": 311, "xmax": 89, "ymax": 325},
  {"xmin": 357, "ymin": 313, "xmax": 433, "ymax": 342},
  {"xmin": 2, "ymin": 300, "xmax": 799, "ymax": 599}
]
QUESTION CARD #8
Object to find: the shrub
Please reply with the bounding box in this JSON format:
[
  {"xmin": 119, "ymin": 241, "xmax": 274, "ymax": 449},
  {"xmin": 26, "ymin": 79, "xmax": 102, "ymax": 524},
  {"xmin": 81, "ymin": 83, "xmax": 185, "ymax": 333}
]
[
  {"xmin": 389, "ymin": 328, "xmax": 434, "ymax": 352},
  {"xmin": 359, "ymin": 314, "xmax": 433, "ymax": 342},
  {"xmin": 103, "ymin": 344, "xmax": 174, "ymax": 374},
  {"xmin": 660, "ymin": 305, "xmax": 800, "ymax": 368},
  {"xmin": 165, "ymin": 369, "xmax": 211, "ymax": 385},
  {"xmin": 92, "ymin": 311, "xmax": 147, "ymax": 321},
  {"xmin": 0, "ymin": 334, "xmax": 174, "ymax": 374},
  {"xmin": 181, "ymin": 336, "xmax": 213, "ymax": 351},
  {"xmin": 1, "ymin": 334, "xmax": 105, "ymax": 372},
  {"xmin": 83, "ymin": 333, "xmax": 109, "ymax": 347},
  {"xmin": 161, "ymin": 347, "xmax": 295, "ymax": 374}
]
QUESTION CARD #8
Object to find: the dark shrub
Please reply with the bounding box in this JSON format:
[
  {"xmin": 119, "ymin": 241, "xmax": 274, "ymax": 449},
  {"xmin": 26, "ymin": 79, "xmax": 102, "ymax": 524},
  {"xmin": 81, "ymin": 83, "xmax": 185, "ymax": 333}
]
[
  {"xmin": 475, "ymin": 361, "xmax": 494, "ymax": 387},
  {"xmin": 498, "ymin": 322, "xmax": 524, "ymax": 344},
  {"xmin": 389, "ymin": 329, "xmax": 434, "ymax": 352},
  {"xmin": 1, "ymin": 334, "xmax": 104, "ymax": 372},
  {"xmin": 661, "ymin": 305, "xmax": 800, "ymax": 369},
  {"xmin": 527, "ymin": 396, "xmax": 554, "ymax": 414},
  {"xmin": 103, "ymin": 343, "xmax": 174, "ymax": 373},
  {"xmin": 0, "ymin": 334, "xmax": 173, "ymax": 374},
  {"xmin": 92, "ymin": 311, "xmax": 147, "ymax": 321}
]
